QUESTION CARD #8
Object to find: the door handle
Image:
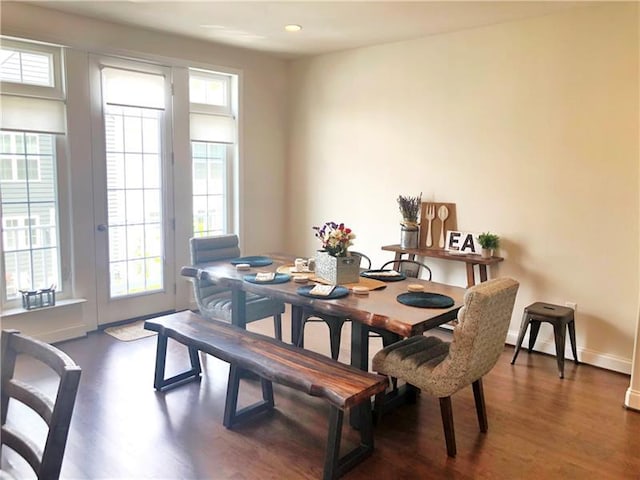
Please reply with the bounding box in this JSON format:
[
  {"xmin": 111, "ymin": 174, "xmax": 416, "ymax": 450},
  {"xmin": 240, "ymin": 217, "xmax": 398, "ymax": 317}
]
[{"xmin": 97, "ymin": 224, "xmax": 108, "ymax": 232}]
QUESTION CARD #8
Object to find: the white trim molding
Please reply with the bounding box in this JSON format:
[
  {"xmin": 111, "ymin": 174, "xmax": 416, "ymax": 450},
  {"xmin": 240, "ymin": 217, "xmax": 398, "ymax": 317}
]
[
  {"xmin": 625, "ymin": 387, "xmax": 640, "ymax": 411},
  {"xmin": 505, "ymin": 330, "xmax": 632, "ymax": 375}
]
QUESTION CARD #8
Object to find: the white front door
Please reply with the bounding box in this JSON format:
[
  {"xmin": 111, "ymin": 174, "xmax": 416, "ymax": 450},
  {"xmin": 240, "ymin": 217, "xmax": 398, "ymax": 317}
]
[{"xmin": 90, "ymin": 56, "xmax": 175, "ymax": 325}]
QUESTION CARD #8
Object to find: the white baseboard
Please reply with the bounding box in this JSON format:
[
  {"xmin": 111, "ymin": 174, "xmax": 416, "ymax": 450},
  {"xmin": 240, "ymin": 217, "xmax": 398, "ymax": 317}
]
[
  {"xmin": 625, "ymin": 387, "xmax": 640, "ymax": 410},
  {"xmin": 504, "ymin": 330, "xmax": 632, "ymax": 375},
  {"xmin": 39, "ymin": 325, "xmax": 88, "ymax": 344}
]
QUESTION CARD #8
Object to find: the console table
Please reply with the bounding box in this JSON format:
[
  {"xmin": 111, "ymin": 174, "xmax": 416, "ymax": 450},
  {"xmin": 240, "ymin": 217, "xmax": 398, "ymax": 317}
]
[{"xmin": 381, "ymin": 244, "xmax": 504, "ymax": 287}]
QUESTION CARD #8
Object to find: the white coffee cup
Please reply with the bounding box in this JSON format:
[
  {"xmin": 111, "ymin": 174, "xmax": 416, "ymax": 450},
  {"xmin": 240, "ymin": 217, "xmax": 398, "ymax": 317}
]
[{"xmin": 294, "ymin": 258, "xmax": 307, "ymax": 272}]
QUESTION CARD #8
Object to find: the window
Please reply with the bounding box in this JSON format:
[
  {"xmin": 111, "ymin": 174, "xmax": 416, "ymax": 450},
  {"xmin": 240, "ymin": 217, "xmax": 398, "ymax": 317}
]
[
  {"xmin": 189, "ymin": 70, "xmax": 230, "ymax": 111},
  {"xmin": 1, "ymin": 133, "xmax": 42, "ymax": 181},
  {"xmin": 0, "ymin": 132, "xmax": 60, "ymax": 299},
  {"xmin": 0, "ymin": 38, "xmax": 65, "ymax": 305},
  {"xmin": 0, "ymin": 46, "xmax": 53, "ymax": 86},
  {"xmin": 192, "ymin": 142, "xmax": 228, "ymax": 236},
  {"xmin": 189, "ymin": 69, "xmax": 236, "ymax": 237}
]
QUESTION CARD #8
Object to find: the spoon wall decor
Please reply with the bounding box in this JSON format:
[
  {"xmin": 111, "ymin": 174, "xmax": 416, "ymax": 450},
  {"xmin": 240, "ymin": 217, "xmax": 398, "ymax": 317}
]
[{"xmin": 438, "ymin": 205, "xmax": 449, "ymax": 248}]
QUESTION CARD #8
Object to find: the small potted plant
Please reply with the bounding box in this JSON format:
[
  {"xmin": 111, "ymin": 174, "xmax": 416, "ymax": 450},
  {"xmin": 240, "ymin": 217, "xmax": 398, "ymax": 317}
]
[
  {"xmin": 397, "ymin": 193, "xmax": 422, "ymax": 249},
  {"xmin": 477, "ymin": 232, "xmax": 500, "ymax": 258}
]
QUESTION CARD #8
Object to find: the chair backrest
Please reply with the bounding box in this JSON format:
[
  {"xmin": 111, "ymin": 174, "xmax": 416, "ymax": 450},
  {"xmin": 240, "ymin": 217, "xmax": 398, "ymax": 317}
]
[
  {"xmin": 380, "ymin": 259, "xmax": 432, "ymax": 281},
  {"xmin": 431, "ymin": 278, "xmax": 519, "ymax": 394},
  {"xmin": 190, "ymin": 234, "xmax": 241, "ymax": 265},
  {"xmin": 1, "ymin": 330, "xmax": 81, "ymax": 480},
  {"xmin": 189, "ymin": 234, "xmax": 242, "ymax": 300},
  {"xmin": 350, "ymin": 251, "xmax": 372, "ymax": 269}
]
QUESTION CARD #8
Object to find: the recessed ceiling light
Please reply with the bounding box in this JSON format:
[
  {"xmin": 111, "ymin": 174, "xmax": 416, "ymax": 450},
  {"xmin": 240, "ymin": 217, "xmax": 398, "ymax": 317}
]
[{"xmin": 284, "ymin": 24, "xmax": 302, "ymax": 32}]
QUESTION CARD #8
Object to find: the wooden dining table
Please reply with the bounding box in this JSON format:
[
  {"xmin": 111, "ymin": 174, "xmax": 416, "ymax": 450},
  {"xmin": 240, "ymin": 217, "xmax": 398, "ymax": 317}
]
[{"xmin": 181, "ymin": 253, "xmax": 466, "ymax": 374}]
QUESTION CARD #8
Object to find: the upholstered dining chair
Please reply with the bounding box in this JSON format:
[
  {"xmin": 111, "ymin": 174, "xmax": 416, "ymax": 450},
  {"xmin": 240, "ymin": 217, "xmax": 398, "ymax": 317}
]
[
  {"xmin": 1, "ymin": 329, "xmax": 81, "ymax": 480},
  {"xmin": 296, "ymin": 251, "xmax": 371, "ymax": 360},
  {"xmin": 372, "ymin": 277, "xmax": 519, "ymax": 457},
  {"xmin": 188, "ymin": 234, "xmax": 286, "ymax": 340}
]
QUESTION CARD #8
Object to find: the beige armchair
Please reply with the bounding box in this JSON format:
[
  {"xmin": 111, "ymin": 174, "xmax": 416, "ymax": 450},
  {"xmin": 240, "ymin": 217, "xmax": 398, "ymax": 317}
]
[
  {"xmin": 372, "ymin": 277, "xmax": 519, "ymax": 457},
  {"xmin": 188, "ymin": 235, "xmax": 285, "ymax": 340}
]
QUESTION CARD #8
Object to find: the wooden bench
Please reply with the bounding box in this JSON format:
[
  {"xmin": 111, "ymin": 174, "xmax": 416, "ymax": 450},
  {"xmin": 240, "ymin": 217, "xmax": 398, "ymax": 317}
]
[{"xmin": 144, "ymin": 311, "xmax": 388, "ymax": 480}]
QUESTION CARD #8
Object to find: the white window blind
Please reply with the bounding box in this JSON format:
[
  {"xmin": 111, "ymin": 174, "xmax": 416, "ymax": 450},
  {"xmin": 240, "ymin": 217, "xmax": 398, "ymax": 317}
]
[
  {"xmin": 0, "ymin": 95, "xmax": 66, "ymax": 134},
  {"xmin": 189, "ymin": 112, "xmax": 235, "ymax": 144},
  {"xmin": 102, "ymin": 67, "xmax": 165, "ymax": 109}
]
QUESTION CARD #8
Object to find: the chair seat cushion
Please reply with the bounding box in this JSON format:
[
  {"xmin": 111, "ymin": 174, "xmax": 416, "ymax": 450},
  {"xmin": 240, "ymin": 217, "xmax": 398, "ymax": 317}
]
[
  {"xmin": 200, "ymin": 291, "xmax": 285, "ymax": 323},
  {"xmin": 372, "ymin": 335, "xmax": 451, "ymax": 395}
]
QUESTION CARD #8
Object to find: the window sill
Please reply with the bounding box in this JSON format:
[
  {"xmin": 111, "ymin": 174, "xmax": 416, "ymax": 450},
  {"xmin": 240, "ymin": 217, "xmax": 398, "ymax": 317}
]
[{"xmin": 1, "ymin": 298, "xmax": 87, "ymax": 318}]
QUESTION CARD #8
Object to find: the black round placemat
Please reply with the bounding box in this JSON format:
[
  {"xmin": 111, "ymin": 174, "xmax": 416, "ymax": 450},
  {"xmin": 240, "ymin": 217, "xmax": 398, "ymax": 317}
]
[
  {"xmin": 297, "ymin": 285, "xmax": 349, "ymax": 299},
  {"xmin": 397, "ymin": 292, "xmax": 455, "ymax": 308},
  {"xmin": 360, "ymin": 269, "xmax": 406, "ymax": 282},
  {"xmin": 230, "ymin": 256, "xmax": 273, "ymax": 267},
  {"xmin": 243, "ymin": 273, "xmax": 291, "ymax": 284}
]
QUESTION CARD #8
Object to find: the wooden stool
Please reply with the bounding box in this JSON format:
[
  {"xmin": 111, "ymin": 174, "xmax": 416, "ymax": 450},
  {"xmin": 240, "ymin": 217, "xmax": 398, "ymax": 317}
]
[{"xmin": 511, "ymin": 302, "xmax": 579, "ymax": 378}]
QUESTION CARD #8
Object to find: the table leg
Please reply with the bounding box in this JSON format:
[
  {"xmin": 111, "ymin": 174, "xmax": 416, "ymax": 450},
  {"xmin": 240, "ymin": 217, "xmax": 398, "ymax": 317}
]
[
  {"xmin": 350, "ymin": 321, "xmax": 369, "ymax": 371},
  {"xmin": 231, "ymin": 288, "xmax": 247, "ymax": 328},
  {"xmin": 350, "ymin": 321, "xmax": 369, "ymax": 428},
  {"xmin": 465, "ymin": 264, "xmax": 476, "ymax": 287},
  {"xmin": 479, "ymin": 265, "xmax": 488, "ymax": 282},
  {"xmin": 291, "ymin": 305, "xmax": 303, "ymax": 347}
]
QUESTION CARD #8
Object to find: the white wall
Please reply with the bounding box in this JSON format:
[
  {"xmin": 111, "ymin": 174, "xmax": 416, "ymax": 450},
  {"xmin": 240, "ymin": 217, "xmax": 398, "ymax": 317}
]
[
  {"xmin": 287, "ymin": 3, "xmax": 640, "ymax": 373},
  {"xmin": 0, "ymin": 3, "xmax": 288, "ymax": 339}
]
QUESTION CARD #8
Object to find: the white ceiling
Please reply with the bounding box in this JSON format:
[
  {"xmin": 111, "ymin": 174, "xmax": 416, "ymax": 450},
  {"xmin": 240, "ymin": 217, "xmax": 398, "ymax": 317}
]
[{"xmin": 27, "ymin": 1, "xmax": 585, "ymax": 59}]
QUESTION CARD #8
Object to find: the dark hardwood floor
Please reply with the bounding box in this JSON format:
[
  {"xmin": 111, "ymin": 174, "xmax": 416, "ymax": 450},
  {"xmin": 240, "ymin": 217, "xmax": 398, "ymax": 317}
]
[{"xmin": 5, "ymin": 312, "xmax": 640, "ymax": 479}]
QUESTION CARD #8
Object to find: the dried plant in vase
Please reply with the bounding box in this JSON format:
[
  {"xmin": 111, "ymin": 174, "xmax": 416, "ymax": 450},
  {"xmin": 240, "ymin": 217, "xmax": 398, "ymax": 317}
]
[
  {"xmin": 397, "ymin": 193, "xmax": 422, "ymax": 249},
  {"xmin": 397, "ymin": 193, "xmax": 422, "ymax": 229}
]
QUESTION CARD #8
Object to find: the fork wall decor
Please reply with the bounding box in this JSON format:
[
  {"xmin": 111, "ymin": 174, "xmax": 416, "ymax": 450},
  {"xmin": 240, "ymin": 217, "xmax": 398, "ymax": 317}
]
[{"xmin": 419, "ymin": 202, "xmax": 457, "ymax": 250}]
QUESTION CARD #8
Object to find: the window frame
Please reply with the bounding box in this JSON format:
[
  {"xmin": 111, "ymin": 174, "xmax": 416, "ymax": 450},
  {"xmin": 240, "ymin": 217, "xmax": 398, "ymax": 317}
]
[
  {"xmin": 0, "ymin": 37, "xmax": 65, "ymax": 100},
  {"xmin": 0, "ymin": 38, "xmax": 70, "ymax": 310},
  {"xmin": 188, "ymin": 68, "xmax": 237, "ymax": 237},
  {"xmin": 189, "ymin": 69, "xmax": 233, "ymax": 116}
]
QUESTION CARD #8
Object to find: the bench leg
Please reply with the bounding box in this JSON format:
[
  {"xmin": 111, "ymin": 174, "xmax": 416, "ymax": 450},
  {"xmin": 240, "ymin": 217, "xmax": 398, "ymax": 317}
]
[
  {"xmin": 324, "ymin": 406, "xmax": 344, "ymax": 480},
  {"xmin": 223, "ymin": 365, "xmax": 275, "ymax": 428},
  {"xmin": 324, "ymin": 402, "xmax": 375, "ymax": 480},
  {"xmin": 153, "ymin": 334, "xmax": 202, "ymax": 391}
]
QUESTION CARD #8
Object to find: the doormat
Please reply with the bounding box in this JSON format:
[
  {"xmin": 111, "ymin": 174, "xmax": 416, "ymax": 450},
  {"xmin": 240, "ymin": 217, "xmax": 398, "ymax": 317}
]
[{"xmin": 104, "ymin": 320, "xmax": 157, "ymax": 342}]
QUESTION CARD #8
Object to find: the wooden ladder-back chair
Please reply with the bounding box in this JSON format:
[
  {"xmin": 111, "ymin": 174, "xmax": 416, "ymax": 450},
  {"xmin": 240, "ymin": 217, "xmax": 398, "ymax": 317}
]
[
  {"xmin": 373, "ymin": 277, "xmax": 519, "ymax": 457},
  {"xmin": 188, "ymin": 235, "xmax": 286, "ymax": 340},
  {"xmin": 1, "ymin": 330, "xmax": 81, "ymax": 480}
]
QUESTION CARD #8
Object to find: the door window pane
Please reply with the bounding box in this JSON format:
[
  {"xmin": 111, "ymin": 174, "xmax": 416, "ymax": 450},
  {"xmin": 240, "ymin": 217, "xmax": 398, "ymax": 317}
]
[{"xmin": 103, "ymin": 102, "xmax": 164, "ymax": 298}]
